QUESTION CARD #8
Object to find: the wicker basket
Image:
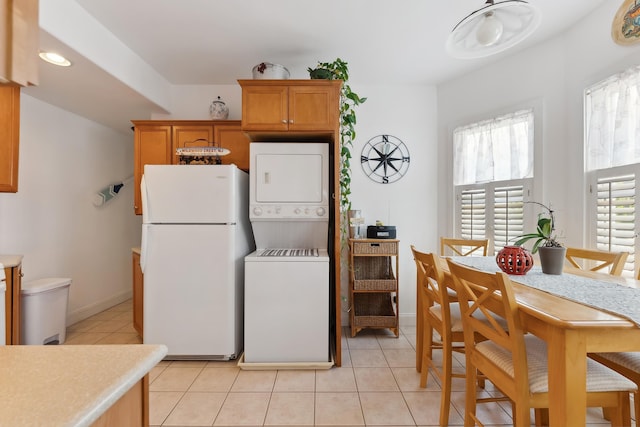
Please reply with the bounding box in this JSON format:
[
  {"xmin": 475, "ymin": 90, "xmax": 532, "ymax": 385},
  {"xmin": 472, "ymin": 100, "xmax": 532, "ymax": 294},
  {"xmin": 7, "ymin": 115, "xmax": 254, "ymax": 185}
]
[
  {"xmin": 352, "ymin": 241, "xmax": 398, "ymax": 255},
  {"xmin": 353, "ymin": 257, "xmax": 396, "ymax": 291},
  {"xmin": 353, "ymin": 293, "xmax": 397, "ymax": 328}
]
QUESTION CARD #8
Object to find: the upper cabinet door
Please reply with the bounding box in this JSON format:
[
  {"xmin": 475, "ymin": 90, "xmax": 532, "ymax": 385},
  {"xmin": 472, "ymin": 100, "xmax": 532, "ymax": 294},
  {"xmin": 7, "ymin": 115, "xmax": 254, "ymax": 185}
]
[
  {"xmin": 288, "ymin": 85, "xmax": 339, "ymax": 131},
  {"xmin": 133, "ymin": 124, "xmax": 173, "ymax": 215},
  {"xmin": 0, "ymin": 85, "xmax": 20, "ymax": 192},
  {"xmin": 239, "ymin": 80, "xmax": 341, "ymax": 134},
  {"xmin": 172, "ymin": 125, "xmax": 214, "ymax": 164},
  {"xmin": 241, "ymin": 84, "xmax": 289, "ymax": 131},
  {"xmin": 214, "ymin": 122, "xmax": 250, "ymax": 171},
  {"xmin": 0, "ymin": 0, "xmax": 39, "ymax": 86}
]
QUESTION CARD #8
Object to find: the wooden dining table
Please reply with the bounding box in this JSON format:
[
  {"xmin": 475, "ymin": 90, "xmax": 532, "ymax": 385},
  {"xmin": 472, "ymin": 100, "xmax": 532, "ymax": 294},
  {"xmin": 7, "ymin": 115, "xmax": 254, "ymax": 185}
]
[{"xmin": 416, "ymin": 256, "xmax": 640, "ymax": 427}]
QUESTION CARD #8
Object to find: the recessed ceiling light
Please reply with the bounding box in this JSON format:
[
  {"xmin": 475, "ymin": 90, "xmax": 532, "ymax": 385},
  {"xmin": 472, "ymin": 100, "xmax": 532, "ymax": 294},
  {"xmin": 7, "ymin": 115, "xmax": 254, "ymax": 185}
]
[{"xmin": 39, "ymin": 51, "xmax": 72, "ymax": 67}]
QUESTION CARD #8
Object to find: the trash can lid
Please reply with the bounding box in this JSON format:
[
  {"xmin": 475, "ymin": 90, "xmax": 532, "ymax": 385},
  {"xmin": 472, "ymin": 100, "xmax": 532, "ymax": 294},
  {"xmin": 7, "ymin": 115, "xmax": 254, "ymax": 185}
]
[{"xmin": 21, "ymin": 278, "xmax": 72, "ymax": 295}]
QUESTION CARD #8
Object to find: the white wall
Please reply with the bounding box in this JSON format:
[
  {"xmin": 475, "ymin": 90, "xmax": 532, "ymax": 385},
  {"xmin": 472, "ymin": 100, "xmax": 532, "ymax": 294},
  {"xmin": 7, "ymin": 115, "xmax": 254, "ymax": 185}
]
[
  {"xmin": 437, "ymin": 1, "xmax": 640, "ymax": 251},
  {"xmin": 347, "ymin": 84, "xmax": 437, "ymax": 326},
  {"xmin": 0, "ymin": 95, "xmax": 140, "ymax": 326}
]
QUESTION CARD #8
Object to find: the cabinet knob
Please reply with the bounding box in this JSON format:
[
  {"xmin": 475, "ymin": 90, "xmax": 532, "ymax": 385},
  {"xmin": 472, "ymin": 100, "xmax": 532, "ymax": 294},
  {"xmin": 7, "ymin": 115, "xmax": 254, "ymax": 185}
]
[
  {"xmin": 289, "ymin": 119, "xmax": 294, "ymax": 124},
  {"xmin": 281, "ymin": 119, "xmax": 287, "ymax": 124}
]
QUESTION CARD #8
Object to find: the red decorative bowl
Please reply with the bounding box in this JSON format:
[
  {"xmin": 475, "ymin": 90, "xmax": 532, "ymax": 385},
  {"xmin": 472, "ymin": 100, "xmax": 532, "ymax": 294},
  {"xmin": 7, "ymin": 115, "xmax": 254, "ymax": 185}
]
[{"xmin": 496, "ymin": 246, "xmax": 534, "ymax": 275}]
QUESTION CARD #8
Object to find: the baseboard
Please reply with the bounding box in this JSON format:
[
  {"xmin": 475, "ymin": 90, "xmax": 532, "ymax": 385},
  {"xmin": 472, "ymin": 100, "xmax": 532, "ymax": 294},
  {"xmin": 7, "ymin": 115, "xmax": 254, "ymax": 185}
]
[
  {"xmin": 66, "ymin": 290, "xmax": 133, "ymax": 326},
  {"xmin": 399, "ymin": 313, "xmax": 416, "ymax": 327}
]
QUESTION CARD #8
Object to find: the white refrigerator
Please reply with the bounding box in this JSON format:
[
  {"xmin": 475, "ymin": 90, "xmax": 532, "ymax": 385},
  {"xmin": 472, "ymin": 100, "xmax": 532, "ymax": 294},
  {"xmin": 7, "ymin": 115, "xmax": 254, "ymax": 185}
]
[{"xmin": 140, "ymin": 164, "xmax": 254, "ymax": 360}]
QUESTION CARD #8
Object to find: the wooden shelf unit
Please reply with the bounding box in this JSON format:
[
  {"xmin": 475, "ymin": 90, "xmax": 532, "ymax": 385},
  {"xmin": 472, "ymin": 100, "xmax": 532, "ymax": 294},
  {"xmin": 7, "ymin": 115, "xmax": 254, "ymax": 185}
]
[{"xmin": 349, "ymin": 239, "xmax": 399, "ymax": 337}]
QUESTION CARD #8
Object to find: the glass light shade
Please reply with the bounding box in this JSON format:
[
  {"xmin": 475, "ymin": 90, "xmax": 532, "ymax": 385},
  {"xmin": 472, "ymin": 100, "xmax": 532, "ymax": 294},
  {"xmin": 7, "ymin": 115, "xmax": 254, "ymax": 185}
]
[
  {"xmin": 476, "ymin": 13, "xmax": 504, "ymax": 46},
  {"xmin": 446, "ymin": 0, "xmax": 541, "ymax": 59}
]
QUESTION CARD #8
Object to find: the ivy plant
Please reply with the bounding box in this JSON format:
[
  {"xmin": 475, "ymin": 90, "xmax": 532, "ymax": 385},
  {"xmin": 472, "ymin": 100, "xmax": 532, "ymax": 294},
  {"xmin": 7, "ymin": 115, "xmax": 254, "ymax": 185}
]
[{"xmin": 308, "ymin": 58, "xmax": 367, "ymax": 216}]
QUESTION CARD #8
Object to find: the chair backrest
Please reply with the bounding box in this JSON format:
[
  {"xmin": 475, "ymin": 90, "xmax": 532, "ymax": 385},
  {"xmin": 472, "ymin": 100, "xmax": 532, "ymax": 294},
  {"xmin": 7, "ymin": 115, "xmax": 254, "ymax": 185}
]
[
  {"xmin": 411, "ymin": 246, "xmax": 453, "ymax": 313},
  {"xmin": 440, "ymin": 237, "xmax": 489, "ymax": 257},
  {"xmin": 564, "ymin": 247, "xmax": 629, "ymax": 276},
  {"xmin": 446, "ymin": 259, "xmax": 529, "ymax": 387}
]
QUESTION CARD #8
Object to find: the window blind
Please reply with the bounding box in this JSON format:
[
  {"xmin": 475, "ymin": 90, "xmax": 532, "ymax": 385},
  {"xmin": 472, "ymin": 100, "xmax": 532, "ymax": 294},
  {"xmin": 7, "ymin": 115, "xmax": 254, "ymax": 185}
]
[
  {"xmin": 494, "ymin": 185, "xmax": 525, "ymax": 252},
  {"xmin": 460, "ymin": 189, "xmax": 486, "ymax": 241},
  {"xmin": 596, "ymin": 174, "xmax": 636, "ymax": 274}
]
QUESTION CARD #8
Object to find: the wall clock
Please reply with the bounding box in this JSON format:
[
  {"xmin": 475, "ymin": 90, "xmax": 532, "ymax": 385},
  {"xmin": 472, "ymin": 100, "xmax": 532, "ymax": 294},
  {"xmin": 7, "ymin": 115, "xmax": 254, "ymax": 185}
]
[{"xmin": 360, "ymin": 134, "xmax": 410, "ymax": 184}]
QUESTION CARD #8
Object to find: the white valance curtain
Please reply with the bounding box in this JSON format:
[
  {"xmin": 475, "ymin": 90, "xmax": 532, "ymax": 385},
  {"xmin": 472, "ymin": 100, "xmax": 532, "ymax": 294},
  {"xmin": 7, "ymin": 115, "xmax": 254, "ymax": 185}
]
[
  {"xmin": 586, "ymin": 64, "xmax": 640, "ymax": 171},
  {"xmin": 453, "ymin": 109, "xmax": 534, "ymax": 186}
]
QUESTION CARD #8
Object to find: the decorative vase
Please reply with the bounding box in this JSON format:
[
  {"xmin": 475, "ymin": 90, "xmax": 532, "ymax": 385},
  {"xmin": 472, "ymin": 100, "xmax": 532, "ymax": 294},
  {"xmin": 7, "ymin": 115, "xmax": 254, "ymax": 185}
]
[
  {"xmin": 538, "ymin": 246, "xmax": 567, "ymax": 275},
  {"xmin": 496, "ymin": 245, "xmax": 534, "ymax": 275},
  {"xmin": 209, "ymin": 96, "xmax": 229, "ymax": 120},
  {"xmin": 348, "ymin": 209, "xmax": 365, "ymax": 239}
]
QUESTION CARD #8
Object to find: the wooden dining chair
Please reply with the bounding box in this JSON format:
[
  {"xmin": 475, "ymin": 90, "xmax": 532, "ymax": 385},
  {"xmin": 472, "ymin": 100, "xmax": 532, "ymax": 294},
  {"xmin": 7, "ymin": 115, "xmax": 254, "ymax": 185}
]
[
  {"xmin": 589, "ymin": 352, "xmax": 640, "ymax": 423},
  {"xmin": 440, "ymin": 237, "xmax": 489, "ymax": 257},
  {"xmin": 564, "ymin": 247, "xmax": 629, "ymax": 276},
  {"xmin": 447, "ymin": 258, "xmax": 636, "ymax": 427},
  {"xmin": 411, "ymin": 246, "xmax": 467, "ymax": 426}
]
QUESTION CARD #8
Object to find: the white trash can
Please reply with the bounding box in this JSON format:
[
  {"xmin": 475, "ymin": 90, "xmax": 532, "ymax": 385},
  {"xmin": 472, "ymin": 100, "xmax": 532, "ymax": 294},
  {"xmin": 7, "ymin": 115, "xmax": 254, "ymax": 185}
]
[{"xmin": 21, "ymin": 278, "xmax": 71, "ymax": 345}]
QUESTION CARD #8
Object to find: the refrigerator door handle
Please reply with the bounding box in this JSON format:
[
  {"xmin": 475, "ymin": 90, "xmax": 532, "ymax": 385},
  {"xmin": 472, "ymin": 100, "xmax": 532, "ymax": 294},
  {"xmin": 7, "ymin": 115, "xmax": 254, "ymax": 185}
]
[
  {"xmin": 141, "ymin": 174, "xmax": 149, "ymax": 224},
  {"xmin": 140, "ymin": 224, "xmax": 148, "ymax": 274},
  {"xmin": 140, "ymin": 174, "xmax": 149, "ymax": 274}
]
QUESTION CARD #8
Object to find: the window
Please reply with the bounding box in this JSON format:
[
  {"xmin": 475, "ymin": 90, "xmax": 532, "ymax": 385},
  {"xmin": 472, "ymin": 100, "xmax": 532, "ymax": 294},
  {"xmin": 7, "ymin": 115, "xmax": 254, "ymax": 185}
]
[
  {"xmin": 453, "ymin": 109, "xmax": 534, "ymax": 254},
  {"xmin": 586, "ymin": 65, "xmax": 640, "ymax": 276}
]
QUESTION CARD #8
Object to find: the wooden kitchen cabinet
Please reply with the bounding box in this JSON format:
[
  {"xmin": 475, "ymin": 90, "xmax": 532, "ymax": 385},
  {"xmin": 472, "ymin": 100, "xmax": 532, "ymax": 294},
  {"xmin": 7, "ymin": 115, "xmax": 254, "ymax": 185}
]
[
  {"xmin": 172, "ymin": 125, "xmax": 214, "ymax": 164},
  {"xmin": 3, "ymin": 258, "xmax": 23, "ymax": 344},
  {"xmin": 239, "ymin": 80, "xmax": 340, "ymax": 134},
  {"xmin": 349, "ymin": 239, "xmax": 399, "ymax": 337},
  {"xmin": 215, "ymin": 123, "xmax": 251, "ymax": 170},
  {"xmin": 0, "ymin": 0, "xmax": 39, "ymax": 86},
  {"xmin": 0, "ymin": 85, "xmax": 20, "ymax": 192},
  {"xmin": 132, "ymin": 251, "xmax": 143, "ymax": 337},
  {"xmin": 132, "ymin": 120, "xmax": 249, "ymax": 215},
  {"xmin": 132, "ymin": 123, "xmax": 172, "ymax": 215}
]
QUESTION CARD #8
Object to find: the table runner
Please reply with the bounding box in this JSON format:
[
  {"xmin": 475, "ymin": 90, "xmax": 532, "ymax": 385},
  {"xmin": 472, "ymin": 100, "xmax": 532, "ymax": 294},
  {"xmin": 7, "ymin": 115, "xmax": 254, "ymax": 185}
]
[{"xmin": 449, "ymin": 256, "xmax": 640, "ymax": 327}]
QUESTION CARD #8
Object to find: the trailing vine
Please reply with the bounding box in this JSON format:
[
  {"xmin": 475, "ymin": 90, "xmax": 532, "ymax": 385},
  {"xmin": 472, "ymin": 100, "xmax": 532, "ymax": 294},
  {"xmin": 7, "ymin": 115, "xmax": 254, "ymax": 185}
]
[{"xmin": 308, "ymin": 58, "xmax": 366, "ymax": 216}]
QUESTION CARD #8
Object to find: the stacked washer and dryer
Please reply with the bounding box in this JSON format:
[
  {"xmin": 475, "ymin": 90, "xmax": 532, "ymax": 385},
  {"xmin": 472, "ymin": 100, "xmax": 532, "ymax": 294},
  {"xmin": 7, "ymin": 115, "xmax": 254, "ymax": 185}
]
[{"xmin": 243, "ymin": 142, "xmax": 332, "ymax": 367}]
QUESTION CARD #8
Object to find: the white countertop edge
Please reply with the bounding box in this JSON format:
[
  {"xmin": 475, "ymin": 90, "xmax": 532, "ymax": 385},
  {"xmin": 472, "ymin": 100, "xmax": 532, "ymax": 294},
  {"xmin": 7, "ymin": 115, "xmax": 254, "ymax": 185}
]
[{"xmin": 72, "ymin": 344, "xmax": 168, "ymax": 427}]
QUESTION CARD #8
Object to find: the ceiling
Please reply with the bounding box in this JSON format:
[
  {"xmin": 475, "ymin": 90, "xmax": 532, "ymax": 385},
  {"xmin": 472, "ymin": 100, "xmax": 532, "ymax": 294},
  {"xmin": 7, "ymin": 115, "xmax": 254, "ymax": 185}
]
[{"xmin": 23, "ymin": 0, "xmax": 610, "ymax": 134}]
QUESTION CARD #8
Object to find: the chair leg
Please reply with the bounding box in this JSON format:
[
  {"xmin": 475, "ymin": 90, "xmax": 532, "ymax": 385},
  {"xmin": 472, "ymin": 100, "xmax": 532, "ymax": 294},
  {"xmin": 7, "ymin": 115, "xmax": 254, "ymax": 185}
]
[
  {"xmin": 464, "ymin": 362, "xmax": 477, "ymax": 427},
  {"xmin": 602, "ymin": 391, "xmax": 631, "ymax": 427},
  {"xmin": 513, "ymin": 402, "xmax": 531, "ymax": 427},
  {"xmin": 419, "ymin": 321, "xmax": 434, "ymax": 388},
  {"xmin": 439, "ymin": 339, "xmax": 453, "ymax": 427},
  {"xmin": 534, "ymin": 408, "xmax": 549, "ymax": 427},
  {"xmin": 634, "ymin": 391, "xmax": 640, "ymax": 426}
]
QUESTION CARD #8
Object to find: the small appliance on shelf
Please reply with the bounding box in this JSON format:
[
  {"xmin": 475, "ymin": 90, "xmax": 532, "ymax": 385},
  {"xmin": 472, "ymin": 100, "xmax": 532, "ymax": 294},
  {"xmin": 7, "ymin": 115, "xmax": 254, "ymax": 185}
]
[{"xmin": 367, "ymin": 220, "xmax": 397, "ymax": 239}]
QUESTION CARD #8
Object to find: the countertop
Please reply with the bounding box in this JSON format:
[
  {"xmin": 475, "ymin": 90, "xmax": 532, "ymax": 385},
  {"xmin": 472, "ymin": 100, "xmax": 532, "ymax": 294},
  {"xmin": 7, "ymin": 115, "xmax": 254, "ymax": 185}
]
[
  {"xmin": 0, "ymin": 255, "xmax": 23, "ymax": 268},
  {"xmin": 0, "ymin": 344, "xmax": 167, "ymax": 426},
  {"xmin": 132, "ymin": 247, "xmax": 141, "ymax": 255}
]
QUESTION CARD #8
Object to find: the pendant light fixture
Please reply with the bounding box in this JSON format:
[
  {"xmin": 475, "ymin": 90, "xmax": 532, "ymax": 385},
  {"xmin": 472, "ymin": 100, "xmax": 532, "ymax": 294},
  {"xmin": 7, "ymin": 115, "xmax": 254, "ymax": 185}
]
[{"xmin": 446, "ymin": 0, "xmax": 542, "ymax": 59}]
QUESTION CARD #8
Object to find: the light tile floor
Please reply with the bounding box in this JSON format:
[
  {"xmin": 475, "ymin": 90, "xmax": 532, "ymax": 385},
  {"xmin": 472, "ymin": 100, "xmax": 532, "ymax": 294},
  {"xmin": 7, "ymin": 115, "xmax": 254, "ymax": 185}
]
[{"xmin": 65, "ymin": 300, "xmax": 633, "ymax": 426}]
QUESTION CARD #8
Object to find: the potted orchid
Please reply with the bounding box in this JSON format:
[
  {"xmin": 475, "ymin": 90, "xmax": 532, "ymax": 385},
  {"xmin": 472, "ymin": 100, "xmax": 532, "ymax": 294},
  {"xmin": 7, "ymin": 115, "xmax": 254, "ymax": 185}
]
[{"xmin": 514, "ymin": 202, "xmax": 566, "ymax": 274}]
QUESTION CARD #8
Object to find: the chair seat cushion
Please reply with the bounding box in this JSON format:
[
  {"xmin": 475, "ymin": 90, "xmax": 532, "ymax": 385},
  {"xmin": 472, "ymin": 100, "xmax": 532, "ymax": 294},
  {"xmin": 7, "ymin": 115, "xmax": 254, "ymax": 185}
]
[
  {"xmin": 594, "ymin": 352, "xmax": 640, "ymax": 372},
  {"xmin": 476, "ymin": 335, "xmax": 637, "ymax": 393},
  {"xmin": 429, "ymin": 303, "xmax": 464, "ymax": 332}
]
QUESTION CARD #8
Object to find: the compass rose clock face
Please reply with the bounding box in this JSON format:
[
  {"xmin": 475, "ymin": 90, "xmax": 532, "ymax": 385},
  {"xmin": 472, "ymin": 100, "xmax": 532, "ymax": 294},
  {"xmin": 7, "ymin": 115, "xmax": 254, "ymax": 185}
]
[{"xmin": 360, "ymin": 134, "xmax": 410, "ymax": 184}]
